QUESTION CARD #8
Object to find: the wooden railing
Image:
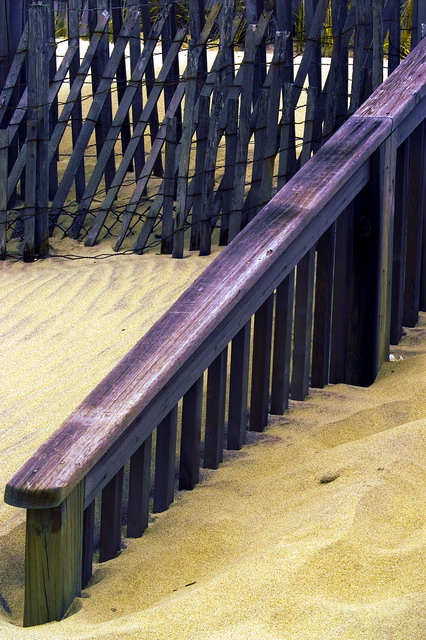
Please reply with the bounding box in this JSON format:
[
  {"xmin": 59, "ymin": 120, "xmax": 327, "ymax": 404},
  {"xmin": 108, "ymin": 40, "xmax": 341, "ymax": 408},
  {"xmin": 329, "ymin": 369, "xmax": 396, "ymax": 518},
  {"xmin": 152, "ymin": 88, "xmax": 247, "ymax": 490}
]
[{"xmin": 5, "ymin": 36, "xmax": 426, "ymax": 627}]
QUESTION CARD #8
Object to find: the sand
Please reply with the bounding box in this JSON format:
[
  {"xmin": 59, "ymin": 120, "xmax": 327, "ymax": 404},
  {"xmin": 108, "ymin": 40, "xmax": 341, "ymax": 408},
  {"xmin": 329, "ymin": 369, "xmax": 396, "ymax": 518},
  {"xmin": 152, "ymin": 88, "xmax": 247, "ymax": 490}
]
[{"xmin": 0, "ymin": 240, "xmax": 425, "ymax": 639}]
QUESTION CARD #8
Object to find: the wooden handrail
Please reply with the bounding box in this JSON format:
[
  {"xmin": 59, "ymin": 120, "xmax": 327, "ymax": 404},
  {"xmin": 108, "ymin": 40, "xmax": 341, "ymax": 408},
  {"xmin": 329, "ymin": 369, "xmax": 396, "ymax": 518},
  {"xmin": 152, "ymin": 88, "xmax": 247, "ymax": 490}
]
[{"xmin": 5, "ymin": 35, "xmax": 426, "ymax": 627}]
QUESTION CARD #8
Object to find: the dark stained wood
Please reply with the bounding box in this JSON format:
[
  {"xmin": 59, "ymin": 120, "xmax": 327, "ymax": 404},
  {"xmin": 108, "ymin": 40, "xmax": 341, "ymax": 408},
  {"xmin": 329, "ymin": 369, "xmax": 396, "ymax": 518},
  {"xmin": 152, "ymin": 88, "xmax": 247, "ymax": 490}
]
[
  {"xmin": 346, "ymin": 134, "xmax": 397, "ymax": 385},
  {"xmin": 153, "ymin": 406, "xmax": 178, "ymax": 512},
  {"xmin": 82, "ymin": 500, "xmax": 95, "ymax": 588},
  {"xmin": 204, "ymin": 348, "xmax": 228, "ymax": 469},
  {"xmin": 291, "ymin": 248, "xmax": 316, "ymax": 401},
  {"xmin": 219, "ymin": 96, "xmax": 238, "ymax": 246},
  {"xmin": 311, "ymin": 224, "xmax": 336, "ymax": 388},
  {"xmin": 0, "ymin": 129, "xmax": 7, "ymax": 260},
  {"xmin": 179, "ymin": 376, "xmax": 203, "ymax": 490},
  {"xmin": 161, "ymin": 117, "xmax": 178, "ymax": 255},
  {"xmin": 88, "ymin": 0, "xmax": 116, "ymax": 189},
  {"xmin": 190, "ymin": 93, "xmax": 210, "ymax": 251},
  {"xmin": 270, "ymin": 271, "xmax": 295, "ymax": 415},
  {"xmin": 67, "ymin": 0, "xmax": 86, "ymax": 202},
  {"xmin": 99, "ymin": 467, "xmax": 124, "ymax": 563},
  {"xmin": 5, "ymin": 115, "xmax": 385, "ymax": 510},
  {"xmin": 390, "ymin": 138, "xmax": 409, "ymax": 344},
  {"xmin": 403, "ymin": 122, "xmax": 426, "ymax": 327},
  {"xmin": 227, "ymin": 321, "xmax": 251, "ymax": 450},
  {"xmin": 127, "ymin": 434, "xmax": 152, "ymax": 538},
  {"xmin": 249, "ymin": 294, "xmax": 274, "ymax": 431},
  {"xmin": 329, "ymin": 205, "xmax": 353, "ymax": 383}
]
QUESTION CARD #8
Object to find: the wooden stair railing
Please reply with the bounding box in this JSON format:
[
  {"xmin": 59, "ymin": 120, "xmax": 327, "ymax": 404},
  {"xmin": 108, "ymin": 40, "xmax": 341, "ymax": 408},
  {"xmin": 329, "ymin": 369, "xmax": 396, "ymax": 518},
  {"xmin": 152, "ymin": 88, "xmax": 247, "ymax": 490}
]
[{"xmin": 4, "ymin": 35, "xmax": 426, "ymax": 627}]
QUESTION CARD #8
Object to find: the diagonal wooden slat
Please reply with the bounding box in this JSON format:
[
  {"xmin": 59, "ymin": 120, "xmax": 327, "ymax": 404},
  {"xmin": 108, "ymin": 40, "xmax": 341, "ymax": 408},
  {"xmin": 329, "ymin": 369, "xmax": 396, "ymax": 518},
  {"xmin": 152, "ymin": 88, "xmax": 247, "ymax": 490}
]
[
  {"xmin": 0, "ymin": 23, "xmax": 29, "ymax": 127},
  {"xmin": 49, "ymin": 7, "xmax": 141, "ymax": 223},
  {"xmin": 68, "ymin": 2, "xmax": 176, "ymax": 238},
  {"xmin": 7, "ymin": 12, "xmax": 110, "ymax": 205}
]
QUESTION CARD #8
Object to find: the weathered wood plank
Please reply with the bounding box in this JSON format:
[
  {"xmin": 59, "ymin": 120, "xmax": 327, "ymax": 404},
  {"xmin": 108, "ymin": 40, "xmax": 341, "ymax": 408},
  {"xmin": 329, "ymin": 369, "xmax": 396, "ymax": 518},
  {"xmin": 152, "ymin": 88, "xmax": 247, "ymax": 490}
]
[
  {"xmin": 50, "ymin": 7, "xmax": 140, "ymax": 219},
  {"xmin": 4, "ymin": 116, "xmax": 387, "ymax": 510},
  {"xmin": 311, "ymin": 224, "xmax": 336, "ymax": 388},
  {"xmin": 0, "ymin": 23, "xmax": 28, "ymax": 127},
  {"xmin": 127, "ymin": 434, "xmax": 152, "ymax": 537},
  {"xmin": 99, "ymin": 466, "xmax": 124, "ymax": 563},
  {"xmin": 161, "ymin": 116, "xmax": 177, "ymax": 254},
  {"xmin": 390, "ymin": 139, "xmax": 409, "ymax": 343},
  {"xmin": 346, "ymin": 134, "xmax": 397, "ymax": 385},
  {"xmin": 218, "ymin": 96, "xmax": 238, "ymax": 245},
  {"xmin": 190, "ymin": 93, "xmax": 210, "ymax": 251},
  {"xmin": 85, "ymin": 36, "xmax": 190, "ymax": 246},
  {"xmin": 291, "ymin": 248, "xmax": 316, "ymax": 401},
  {"xmin": 24, "ymin": 483, "xmax": 83, "ymax": 626},
  {"xmin": 179, "ymin": 376, "xmax": 203, "ymax": 490},
  {"xmin": 67, "ymin": 0, "xmax": 86, "ymax": 201},
  {"xmin": 153, "ymin": 406, "xmax": 178, "ymax": 513},
  {"xmin": 88, "ymin": 0, "xmax": 115, "ymax": 189},
  {"xmin": 249, "ymin": 294, "xmax": 274, "ymax": 431},
  {"xmin": 329, "ymin": 205, "xmax": 353, "ymax": 383},
  {"xmin": 227, "ymin": 24, "xmax": 257, "ymax": 241},
  {"xmin": 173, "ymin": 46, "xmax": 200, "ymax": 258},
  {"xmin": 270, "ymin": 271, "xmax": 295, "ymax": 415},
  {"xmin": 403, "ymin": 122, "xmax": 426, "ymax": 327},
  {"xmin": 356, "ymin": 33, "xmax": 426, "ymax": 131},
  {"xmin": 227, "ymin": 321, "xmax": 250, "ymax": 450},
  {"xmin": 204, "ymin": 348, "xmax": 228, "ymax": 469},
  {"xmin": 69, "ymin": 8, "xmax": 175, "ymax": 238},
  {"xmin": 7, "ymin": 12, "xmax": 109, "ymax": 205},
  {"xmin": 23, "ymin": 2, "xmax": 49, "ymax": 262},
  {"xmin": 82, "ymin": 499, "xmax": 95, "ymax": 588},
  {"xmin": 0, "ymin": 129, "xmax": 7, "ymax": 259}
]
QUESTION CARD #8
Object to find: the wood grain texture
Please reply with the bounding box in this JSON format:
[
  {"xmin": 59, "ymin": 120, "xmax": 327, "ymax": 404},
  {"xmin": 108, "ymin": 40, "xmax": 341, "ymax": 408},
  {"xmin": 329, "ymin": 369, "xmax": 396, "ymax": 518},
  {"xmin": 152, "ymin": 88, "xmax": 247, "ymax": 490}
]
[
  {"xmin": 24, "ymin": 483, "xmax": 83, "ymax": 626},
  {"xmin": 5, "ymin": 116, "xmax": 390, "ymax": 509},
  {"xmin": 356, "ymin": 33, "xmax": 426, "ymax": 131}
]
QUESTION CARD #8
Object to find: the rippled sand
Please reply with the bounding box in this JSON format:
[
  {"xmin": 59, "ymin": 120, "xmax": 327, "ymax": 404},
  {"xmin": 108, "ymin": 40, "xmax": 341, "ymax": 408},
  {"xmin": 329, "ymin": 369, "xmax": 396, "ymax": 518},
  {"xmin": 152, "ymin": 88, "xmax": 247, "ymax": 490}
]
[{"xmin": 0, "ymin": 242, "xmax": 425, "ymax": 639}]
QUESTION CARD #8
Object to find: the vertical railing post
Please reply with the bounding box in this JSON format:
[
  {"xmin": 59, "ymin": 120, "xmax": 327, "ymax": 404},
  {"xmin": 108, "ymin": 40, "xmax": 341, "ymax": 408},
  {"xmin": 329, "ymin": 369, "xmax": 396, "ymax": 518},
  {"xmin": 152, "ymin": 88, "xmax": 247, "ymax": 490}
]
[
  {"xmin": 24, "ymin": 483, "xmax": 84, "ymax": 626},
  {"xmin": 346, "ymin": 133, "xmax": 397, "ymax": 385},
  {"xmin": 403, "ymin": 122, "xmax": 426, "ymax": 326},
  {"xmin": 411, "ymin": 0, "xmax": 426, "ymax": 50}
]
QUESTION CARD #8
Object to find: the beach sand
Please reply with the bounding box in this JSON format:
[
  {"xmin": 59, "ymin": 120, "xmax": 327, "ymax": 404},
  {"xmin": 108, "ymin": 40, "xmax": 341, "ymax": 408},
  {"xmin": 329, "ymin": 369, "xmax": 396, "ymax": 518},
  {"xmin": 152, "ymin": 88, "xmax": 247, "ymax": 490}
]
[{"xmin": 0, "ymin": 242, "xmax": 425, "ymax": 639}]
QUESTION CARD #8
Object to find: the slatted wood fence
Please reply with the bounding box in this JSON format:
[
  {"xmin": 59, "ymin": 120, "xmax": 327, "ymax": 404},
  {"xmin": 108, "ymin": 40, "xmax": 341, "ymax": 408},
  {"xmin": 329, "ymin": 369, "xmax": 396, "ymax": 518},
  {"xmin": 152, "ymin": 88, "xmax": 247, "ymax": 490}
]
[
  {"xmin": 0, "ymin": 0, "xmax": 421, "ymax": 260},
  {"xmin": 4, "ymin": 20, "xmax": 426, "ymax": 627}
]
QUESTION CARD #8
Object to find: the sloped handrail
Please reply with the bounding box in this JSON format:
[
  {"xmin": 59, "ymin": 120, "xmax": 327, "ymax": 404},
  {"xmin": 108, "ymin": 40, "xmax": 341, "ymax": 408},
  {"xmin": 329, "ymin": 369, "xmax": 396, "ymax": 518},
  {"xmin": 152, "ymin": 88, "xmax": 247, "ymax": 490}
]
[{"xmin": 5, "ymin": 35, "xmax": 426, "ymax": 627}]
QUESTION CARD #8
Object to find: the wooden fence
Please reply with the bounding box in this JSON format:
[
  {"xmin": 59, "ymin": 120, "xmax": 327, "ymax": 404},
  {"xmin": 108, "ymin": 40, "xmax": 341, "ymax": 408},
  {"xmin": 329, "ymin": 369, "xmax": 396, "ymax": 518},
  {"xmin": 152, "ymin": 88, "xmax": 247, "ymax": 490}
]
[
  {"xmin": 0, "ymin": 0, "xmax": 421, "ymax": 260},
  {"xmin": 4, "ymin": 20, "xmax": 426, "ymax": 627}
]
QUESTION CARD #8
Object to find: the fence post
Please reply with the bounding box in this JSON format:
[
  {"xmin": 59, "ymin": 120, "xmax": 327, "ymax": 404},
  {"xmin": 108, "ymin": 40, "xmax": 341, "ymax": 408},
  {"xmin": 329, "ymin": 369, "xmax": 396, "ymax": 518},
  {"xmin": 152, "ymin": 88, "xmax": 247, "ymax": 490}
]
[
  {"xmin": 411, "ymin": 0, "xmax": 426, "ymax": 50},
  {"xmin": 24, "ymin": 483, "xmax": 84, "ymax": 626},
  {"xmin": 24, "ymin": 1, "xmax": 49, "ymax": 262},
  {"xmin": 0, "ymin": 129, "xmax": 7, "ymax": 259}
]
